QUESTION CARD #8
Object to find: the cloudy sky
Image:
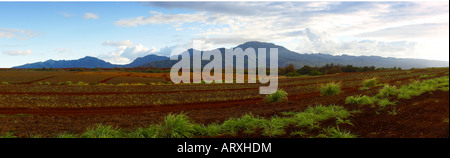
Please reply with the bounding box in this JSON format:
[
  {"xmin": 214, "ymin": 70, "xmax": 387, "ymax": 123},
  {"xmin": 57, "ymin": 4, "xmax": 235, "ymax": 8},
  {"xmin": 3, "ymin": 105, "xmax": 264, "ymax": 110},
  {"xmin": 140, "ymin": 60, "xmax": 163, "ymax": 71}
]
[{"xmin": 0, "ymin": 1, "xmax": 448, "ymax": 68}]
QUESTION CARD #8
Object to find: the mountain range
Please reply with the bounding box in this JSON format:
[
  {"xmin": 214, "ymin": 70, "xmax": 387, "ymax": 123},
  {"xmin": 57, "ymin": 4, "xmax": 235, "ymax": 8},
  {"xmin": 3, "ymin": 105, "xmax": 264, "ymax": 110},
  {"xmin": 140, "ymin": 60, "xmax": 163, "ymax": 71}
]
[{"xmin": 13, "ymin": 41, "xmax": 449, "ymax": 69}]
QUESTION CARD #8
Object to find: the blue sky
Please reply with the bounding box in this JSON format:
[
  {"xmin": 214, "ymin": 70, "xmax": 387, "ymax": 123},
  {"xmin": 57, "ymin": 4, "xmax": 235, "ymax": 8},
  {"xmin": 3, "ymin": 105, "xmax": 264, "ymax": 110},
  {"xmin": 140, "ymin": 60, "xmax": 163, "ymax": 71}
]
[{"xmin": 0, "ymin": 1, "xmax": 449, "ymax": 68}]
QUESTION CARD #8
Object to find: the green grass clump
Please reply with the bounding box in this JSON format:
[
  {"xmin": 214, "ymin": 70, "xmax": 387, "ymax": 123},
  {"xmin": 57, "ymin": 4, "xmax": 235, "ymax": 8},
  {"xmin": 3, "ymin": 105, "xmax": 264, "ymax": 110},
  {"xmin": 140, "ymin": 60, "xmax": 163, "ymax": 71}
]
[
  {"xmin": 322, "ymin": 126, "xmax": 357, "ymax": 138},
  {"xmin": 376, "ymin": 84, "xmax": 398, "ymax": 99},
  {"xmin": 260, "ymin": 116, "xmax": 293, "ymax": 137},
  {"xmin": 377, "ymin": 98, "xmax": 396, "ymax": 109},
  {"xmin": 397, "ymin": 76, "xmax": 449, "ymax": 99},
  {"xmin": 345, "ymin": 95, "xmax": 377, "ymax": 105},
  {"xmin": 362, "ymin": 78, "xmax": 377, "ymax": 89},
  {"xmin": 76, "ymin": 81, "xmax": 89, "ymax": 86},
  {"xmin": 221, "ymin": 113, "xmax": 264, "ymax": 135},
  {"xmin": 0, "ymin": 132, "xmax": 17, "ymax": 138},
  {"xmin": 56, "ymin": 133, "xmax": 78, "ymax": 138},
  {"xmin": 192, "ymin": 123, "xmax": 223, "ymax": 137},
  {"xmin": 1, "ymin": 82, "xmax": 8, "ymax": 85},
  {"xmin": 156, "ymin": 113, "xmax": 196, "ymax": 138},
  {"xmin": 127, "ymin": 125, "xmax": 159, "ymax": 138},
  {"xmin": 264, "ymin": 89, "xmax": 288, "ymax": 103},
  {"xmin": 419, "ymin": 74, "xmax": 436, "ymax": 78},
  {"xmin": 320, "ymin": 82, "xmax": 341, "ymax": 96},
  {"xmin": 294, "ymin": 105, "xmax": 351, "ymax": 129},
  {"xmin": 81, "ymin": 124, "xmax": 124, "ymax": 138}
]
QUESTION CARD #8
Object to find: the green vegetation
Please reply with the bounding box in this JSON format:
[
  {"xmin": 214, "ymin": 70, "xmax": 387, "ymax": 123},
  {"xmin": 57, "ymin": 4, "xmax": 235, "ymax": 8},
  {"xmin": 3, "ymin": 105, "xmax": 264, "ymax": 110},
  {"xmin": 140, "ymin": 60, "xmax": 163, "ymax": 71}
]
[
  {"xmin": 320, "ymin": 82, "xmax": 341, "ymax": 96},
  {"xmin": 345, "ymin": 95, "xmax": 376, "ymax": 105},
  {"xmin": 376, "ymin": 84, "xmax": 398, "ymax": 99},
  {"xmin": 362, "ymin": 78, "xmax": 377, "ymax": 89},
  {"xmin": 419, "ymin": 74, "xmax": 436, "ymax": 78},
  {"xmin": 81, "ymin": 124, "xmax": 124, "ymax": 138},
  {"xmin": 264, "ymin": 89, "xmax": 288, "ymax": 103},
  {"xmin": 1, "ymin": 105, "xmax": 356, "ymax": 138},
  {"xmin": 322, "ymin": 126, "xmax": 357, "ymax": 138},
  {"xmin": 346, "ymin": 76, "xmax": 449, "ymax": 111},
  {"xmin": 377, "ymin": 98, "xmax": 396, "ymax": 109},
  {"xmin": 397, "ymin": 76, "xmax": 449, "ymax": 99},
  {"xmin": 157, "ymin": 113, "xmax": 196, "ymax": 138},
  {"xmin": 0, "ymin": 132, "xmax": 17, "ymax": 138},
  {"xmin": 1, "ymin": 82, "xmax": 8, "ymax": 85},
  {"xmin": 279, "ymin": 63, "xmax": 402, "ymax": 76}
]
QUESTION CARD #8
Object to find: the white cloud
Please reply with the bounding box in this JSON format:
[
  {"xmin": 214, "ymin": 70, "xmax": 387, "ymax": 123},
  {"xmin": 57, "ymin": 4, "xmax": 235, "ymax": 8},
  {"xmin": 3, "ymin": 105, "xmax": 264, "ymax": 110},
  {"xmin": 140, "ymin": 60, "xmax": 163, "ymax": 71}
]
[
  {"xmin": 118, "ymin": 1, "xmax": 448, "ymax": 60},
  {"xmin": 99, "ymin": 40, "xmax": 157, "ymax": 64},
  {"xmin": 84, "ymin": 13, "xmax": 99, "ymax": 19},
  {"xmin": 0, "ymin": 28, "xmax": 39, "ymax": 40},
  {"xmin": 102, "ymin": 40, "xmax": 134, "ymax": 47},
  {"xmin": 3, "ymin": 49, "xmax": 32, "ymax": 56},
  {"xmin": 60, "ymin": 12, "xmax": 74, "ymax": 18},
  {"xmin": 294, "ymin": 28, "xmax": 419, "ymax": 58}
]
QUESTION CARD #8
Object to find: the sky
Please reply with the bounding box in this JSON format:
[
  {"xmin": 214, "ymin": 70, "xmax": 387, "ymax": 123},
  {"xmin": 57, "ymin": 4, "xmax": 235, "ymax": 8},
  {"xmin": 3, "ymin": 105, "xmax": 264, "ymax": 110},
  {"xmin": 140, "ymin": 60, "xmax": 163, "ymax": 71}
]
[{"xmin": 0, "ymin": 1, "xmax": 449, "ymax": 68}]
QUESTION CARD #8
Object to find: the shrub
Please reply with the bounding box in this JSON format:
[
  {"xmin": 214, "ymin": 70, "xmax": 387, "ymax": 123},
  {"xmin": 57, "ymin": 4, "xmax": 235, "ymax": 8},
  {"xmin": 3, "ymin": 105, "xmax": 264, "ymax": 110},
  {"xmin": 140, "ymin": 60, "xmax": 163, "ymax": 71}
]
[
  {"xmin": 1, "ymin": 82, "xmax": 8, "ymax": 85},
  {"xmin": 286, "ymin": 72, "xmax": 301, "ymax": 77},
  {"xmin": 320, "ymin": 82, "xmax": 341, "ymax": 96},
  {"xmin": 264, "ymin": 89, "xmax": 288, "ymax": 103},
  {"xmin": 44, "ymin": 82, "xmax": 51, "ymax": 85},
  {"xmin": 309, "ymin": 70, "xmax": 323, "ymax": 76}
]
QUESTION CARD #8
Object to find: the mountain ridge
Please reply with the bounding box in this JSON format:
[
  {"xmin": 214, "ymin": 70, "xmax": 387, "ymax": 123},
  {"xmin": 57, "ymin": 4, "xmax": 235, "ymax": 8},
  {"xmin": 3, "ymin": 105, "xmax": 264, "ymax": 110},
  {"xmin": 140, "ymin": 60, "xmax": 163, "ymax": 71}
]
[{"xmin": 13, "ymin": 41, "xmax": 449, "ymax": 69}]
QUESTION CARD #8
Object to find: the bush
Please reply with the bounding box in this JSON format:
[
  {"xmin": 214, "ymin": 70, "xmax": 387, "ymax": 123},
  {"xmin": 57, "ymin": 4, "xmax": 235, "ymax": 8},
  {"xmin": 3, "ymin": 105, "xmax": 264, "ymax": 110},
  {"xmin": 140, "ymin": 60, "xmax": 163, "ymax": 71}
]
[
  {"xmin": 320, "ymin": 82, "xmax": 341, "ymax": 96},
  {"xmin": 309, "ymin": 70, "xmax": 323, "ymax": 76},
  {"xmin": 286, "ymin": 72, "xmax": 301, "ymax": 77},
  {"xmin": 1, "ymin": 82, "xmax": 8, "ymax": 85},
  {"xmin": 264, "ymin": 89, "xmax": 288, "ymax": 103}
]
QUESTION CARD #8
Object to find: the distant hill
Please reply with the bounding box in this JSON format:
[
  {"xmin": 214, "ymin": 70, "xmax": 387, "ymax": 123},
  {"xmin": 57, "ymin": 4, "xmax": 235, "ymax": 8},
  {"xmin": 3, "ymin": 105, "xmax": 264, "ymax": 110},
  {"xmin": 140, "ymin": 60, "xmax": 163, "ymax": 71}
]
[
  {"xmin": 13, "ymin": 55, "xmax": 169, "ymax": 69},
  {"xmin": 13, "ymin": 41, "xmax": 449, "ymax": 69},
  {"xmin": 14, "ymin": 56, "xmax": 117, "ymax": 69},
  {"xmin": 141, "ymin": 41, "xmax": 449, "ymax": 69}
]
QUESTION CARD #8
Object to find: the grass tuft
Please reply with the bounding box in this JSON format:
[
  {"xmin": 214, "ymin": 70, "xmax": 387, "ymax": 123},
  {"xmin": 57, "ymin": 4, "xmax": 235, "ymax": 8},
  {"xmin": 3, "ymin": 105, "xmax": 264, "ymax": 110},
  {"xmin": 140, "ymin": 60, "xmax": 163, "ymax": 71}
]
[
  {"xmin": 320, "ymin": 82, "xmax": 341, "ymax": 96},
  {"xmin": 264, "ymin": 89, "xmax": 288, "ymax": 103}
]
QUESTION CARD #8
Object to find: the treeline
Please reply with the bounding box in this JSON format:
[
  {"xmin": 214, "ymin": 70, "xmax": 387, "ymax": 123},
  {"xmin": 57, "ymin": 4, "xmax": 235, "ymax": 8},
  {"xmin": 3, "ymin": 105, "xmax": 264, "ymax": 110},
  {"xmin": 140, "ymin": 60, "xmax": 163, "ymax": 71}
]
[{"xmin": 280, "ymin": 63, "xmax": 403, "ymax": 76}]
